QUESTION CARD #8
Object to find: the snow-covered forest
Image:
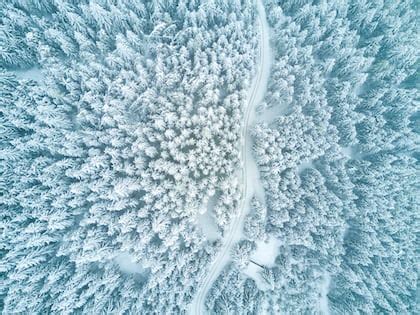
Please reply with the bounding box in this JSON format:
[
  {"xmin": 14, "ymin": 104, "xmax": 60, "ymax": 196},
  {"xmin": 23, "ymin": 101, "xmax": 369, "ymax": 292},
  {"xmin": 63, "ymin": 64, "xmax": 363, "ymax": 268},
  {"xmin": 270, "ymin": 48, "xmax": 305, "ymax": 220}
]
[
  {"xmin": 1, "ymin": 0, "xmax": 418, "ymax": 314},
  {"xmin": 204, "ymin": 0, "xmax": 418, "ymax": 314},
  {"xmin": 1, "ymin": 0, "xmax": 258, "ymax": 313}
]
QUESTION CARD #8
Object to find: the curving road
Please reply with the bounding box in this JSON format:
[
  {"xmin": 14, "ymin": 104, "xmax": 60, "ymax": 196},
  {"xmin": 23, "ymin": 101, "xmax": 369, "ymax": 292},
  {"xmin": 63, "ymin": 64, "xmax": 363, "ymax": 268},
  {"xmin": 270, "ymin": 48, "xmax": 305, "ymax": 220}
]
[{"xmin": 189, "ymin": 1, "xmax": 271, "ymax": 314}]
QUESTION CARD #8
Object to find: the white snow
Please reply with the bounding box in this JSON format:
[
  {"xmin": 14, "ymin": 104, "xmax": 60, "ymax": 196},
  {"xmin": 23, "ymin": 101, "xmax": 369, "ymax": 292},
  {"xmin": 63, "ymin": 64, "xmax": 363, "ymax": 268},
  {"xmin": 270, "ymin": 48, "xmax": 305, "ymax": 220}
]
[
  {"xmin": 341, "ymin": 145, "xmax": 367, "ymax": 160},
  {"xmin": 197, "ymin": 194, "xmax": 221, "ymax": 242},
  {"xmin": 243, "ymin": 262, "xmax": 266, "ymax": 289},
  {"xmin": 256, "ymin": 103, "xmax": 289, "ymax": 124},
  {"xmin": 14, "ymin": 67, "xmax": 44, "ymax": 83},
  {"xmin": 318, "ymin": 273, "xmax": 331, "ymax": 315},
  {"xmin": 341, "ymin": 146, "xmax": 353, "ymax": 158},
  {"xmin": 260, "ymin": 294, "xmax": 270, "ymax": 315},
  {"xmin": 115, "ymin": 252, "xmax": 146, "ymax": 274},
  {"xmin": 252, "ymin": 237, "xmax": 281, "ymax": 267},
  {"xmin": 243, "ymin": 237, "xmax": 281, "ymax": 289},
  {"xmin": 297, "ymin": 159, "xmax": 314, "ymax": 173},
  {"xmin": 246, "ymin": 144, "xmax": 266, "ymax": 204}
]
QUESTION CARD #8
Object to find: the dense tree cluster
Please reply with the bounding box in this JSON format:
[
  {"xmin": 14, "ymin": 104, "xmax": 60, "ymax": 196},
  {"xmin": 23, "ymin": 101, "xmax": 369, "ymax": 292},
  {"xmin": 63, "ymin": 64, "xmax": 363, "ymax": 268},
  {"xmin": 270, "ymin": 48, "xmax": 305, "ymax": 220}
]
[
  {"xmin": 205, "ymin": 264, "xmax": 263, "ymax": 314},
  {"xmin": 243, "ymin": 196, "xmax": 266, "ymax": 241},
  {"xmin": 1, "ymin": 0, "xmax": 418, "ymax": 313},
  {"xmin": 207, "ymin": 0, "xmax": 418, "ymax": 313},
  {"xmin": 231, "ymin": 239, "xmax": 256, "ymax": 270},
  {"xmin": 0, "ymin": 0, "xmax": 258, "ymax": 313},
  {"xmin": 254, "ymin": 0, "xmax": 417, "ymax": 313}
]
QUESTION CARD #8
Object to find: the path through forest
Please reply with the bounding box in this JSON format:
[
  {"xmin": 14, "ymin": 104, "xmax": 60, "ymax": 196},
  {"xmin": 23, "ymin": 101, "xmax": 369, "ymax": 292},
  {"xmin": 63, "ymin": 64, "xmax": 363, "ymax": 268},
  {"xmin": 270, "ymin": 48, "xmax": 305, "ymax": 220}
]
[{"xmin": 189, "ymin": 1, "xmax": 271, "ymax": 313}]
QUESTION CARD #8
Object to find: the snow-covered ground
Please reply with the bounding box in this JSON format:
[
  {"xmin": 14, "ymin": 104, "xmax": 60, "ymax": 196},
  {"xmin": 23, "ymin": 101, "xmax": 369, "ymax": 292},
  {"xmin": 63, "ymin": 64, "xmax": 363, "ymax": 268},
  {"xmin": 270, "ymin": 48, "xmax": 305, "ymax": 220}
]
[
  {"xmin": 114, "ymin": 252, "xmax": 147, "ymax": 274},
  {"xmin": 243, "ymin": 237, "xmax": 281, "ymax": 289},
  {"xmin": 318, "ymin": 273, "xmax": 331, "ymax": 315},
  {"xmin": 189, "ymin": 1, "xmax": 272, "ymax": 313},
  {"xmin": 297, "ymin": 145, "xmax": 359, "ymax": 175},
  {"xmin": 341, "ymin": 145, "xmax": 366, "ymax": 160},
  {"xmin": 297, "ymin": 159, "xmax": 315, "ymax": 174},
  {"xmin": 197, "ymin": 195, "xmax": 221, "ymax": 242},
  {"xmin": 251, "ymin": 237, "xmax": 281, "ymax": 267},
  {"xmin": 256, "ymin": 103, "xmax": 289, "ymax": 124},
  {"xmin": 14, "ymin": 66, "xmax": 44, "ymax": 83}
]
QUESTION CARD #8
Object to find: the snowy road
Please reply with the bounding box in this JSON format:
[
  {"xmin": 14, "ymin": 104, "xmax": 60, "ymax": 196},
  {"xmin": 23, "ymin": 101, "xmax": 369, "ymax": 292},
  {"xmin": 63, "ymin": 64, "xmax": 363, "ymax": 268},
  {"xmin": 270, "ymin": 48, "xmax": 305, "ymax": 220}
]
[{"xmin": 189, "ymin": 1, "xmax": 271, "ymax": 314}]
